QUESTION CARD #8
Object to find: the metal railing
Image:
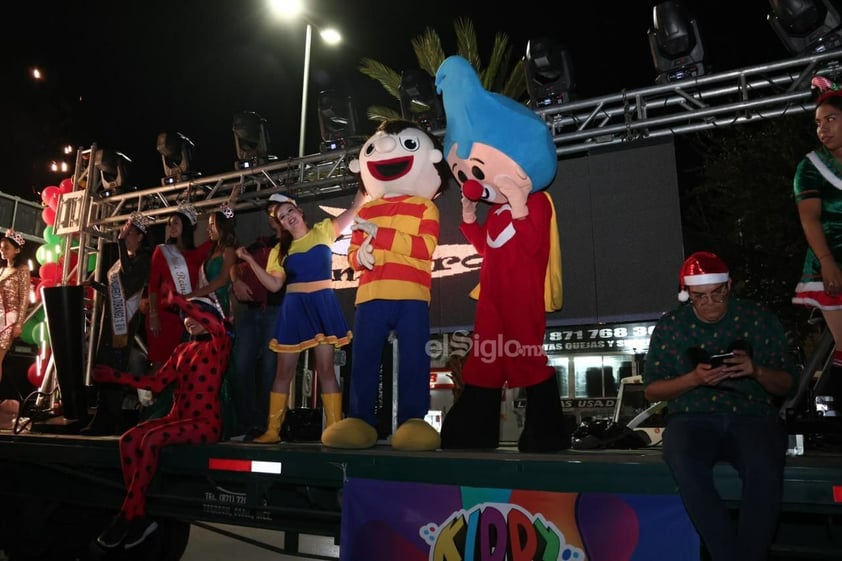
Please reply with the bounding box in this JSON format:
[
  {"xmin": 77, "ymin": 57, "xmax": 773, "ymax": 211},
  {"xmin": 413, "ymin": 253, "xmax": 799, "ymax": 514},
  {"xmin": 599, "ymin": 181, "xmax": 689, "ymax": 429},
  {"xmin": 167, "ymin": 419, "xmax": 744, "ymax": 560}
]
[
  {"xmin": 0, "ymin": 191, "xmax": 46, "ymax": 244},
  {"xmin": 537, "ymin": 48, "xmax": 842, "ymax": 156}
]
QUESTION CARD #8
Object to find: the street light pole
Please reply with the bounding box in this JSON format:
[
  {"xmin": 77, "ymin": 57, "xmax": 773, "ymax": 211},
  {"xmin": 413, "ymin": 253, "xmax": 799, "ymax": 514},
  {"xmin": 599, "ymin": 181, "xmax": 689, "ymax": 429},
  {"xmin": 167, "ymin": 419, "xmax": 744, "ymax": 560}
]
[
  {"xmin": 299, "ymin": 23, "xmax": 312, "ymax": 159},
  {"xmin": 267, "ymin": 1, "xmax": 340, "ymax": 165}
]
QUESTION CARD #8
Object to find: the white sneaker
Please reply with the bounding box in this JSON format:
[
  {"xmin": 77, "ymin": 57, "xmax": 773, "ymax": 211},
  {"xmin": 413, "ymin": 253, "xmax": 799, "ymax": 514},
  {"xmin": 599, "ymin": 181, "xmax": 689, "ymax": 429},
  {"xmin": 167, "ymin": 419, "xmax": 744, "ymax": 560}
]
[{"xmin": 123, "ymin": 517, "xmax": 159, "ymax": 549}]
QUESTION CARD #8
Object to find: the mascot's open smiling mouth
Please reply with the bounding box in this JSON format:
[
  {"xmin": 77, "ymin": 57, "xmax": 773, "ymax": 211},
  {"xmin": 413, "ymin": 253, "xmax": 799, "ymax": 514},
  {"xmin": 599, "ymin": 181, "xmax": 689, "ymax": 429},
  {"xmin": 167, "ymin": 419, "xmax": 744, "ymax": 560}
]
[{"xmin": 366, "ymin": 156, "xmax": 413, "ymax": 181}]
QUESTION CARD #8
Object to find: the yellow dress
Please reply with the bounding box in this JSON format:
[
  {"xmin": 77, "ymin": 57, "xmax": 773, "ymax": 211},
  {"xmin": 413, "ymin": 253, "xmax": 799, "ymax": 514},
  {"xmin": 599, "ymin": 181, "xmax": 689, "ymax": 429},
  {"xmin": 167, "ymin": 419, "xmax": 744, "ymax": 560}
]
[{"xmin": 0, "ymin": 266, "xmax": 30, "ymax": 350}]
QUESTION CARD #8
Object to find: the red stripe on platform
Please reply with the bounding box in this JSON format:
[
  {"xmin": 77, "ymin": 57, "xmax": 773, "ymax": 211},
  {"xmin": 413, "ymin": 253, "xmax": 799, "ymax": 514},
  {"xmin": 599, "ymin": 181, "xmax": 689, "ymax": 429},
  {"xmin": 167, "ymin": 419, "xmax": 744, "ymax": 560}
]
[
  {"xmin": 833, "ymin": 485, "xmax": 842, "ymax": 503},
  {"xmin": 208, "ymin": 458, "xmax": 251, "ymax": 472}
]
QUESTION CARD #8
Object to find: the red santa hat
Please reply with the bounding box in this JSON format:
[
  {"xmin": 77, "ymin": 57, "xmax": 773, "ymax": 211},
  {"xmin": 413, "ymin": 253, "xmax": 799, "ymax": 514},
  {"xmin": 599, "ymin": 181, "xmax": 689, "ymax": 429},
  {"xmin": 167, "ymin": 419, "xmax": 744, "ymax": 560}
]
[{"xmin": 678, "ymin": 251, "xmax": 730, "ymax": 302}]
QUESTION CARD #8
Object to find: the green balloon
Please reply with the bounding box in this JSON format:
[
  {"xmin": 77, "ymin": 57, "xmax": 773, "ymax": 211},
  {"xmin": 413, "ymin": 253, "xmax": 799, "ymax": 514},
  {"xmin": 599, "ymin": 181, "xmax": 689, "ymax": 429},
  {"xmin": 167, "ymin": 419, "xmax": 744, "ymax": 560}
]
[
  {"xmin": 35, "ymin": 245, "xmax": 48, "ymax": 266},
  {"xmin": 20, "ymin": 320, "xmax": 37, "ymax": 345},
  {"xmin": 43, "ymin": 226, "xmax": 61, "ymax": 245},
  {"xmin": 20, "ymin": 307, "xmax": 46, "ymax": 346},
  {"xmin": 87, "ymin": 253, "xmax": 97, "ymax": 272},
  {"xmin": 31, "ymin": 306, "xmax": 45, "ymax": 323},
  {"xmin": 34, "ymin": 321, "xmax": 49, "ymax": 345}
]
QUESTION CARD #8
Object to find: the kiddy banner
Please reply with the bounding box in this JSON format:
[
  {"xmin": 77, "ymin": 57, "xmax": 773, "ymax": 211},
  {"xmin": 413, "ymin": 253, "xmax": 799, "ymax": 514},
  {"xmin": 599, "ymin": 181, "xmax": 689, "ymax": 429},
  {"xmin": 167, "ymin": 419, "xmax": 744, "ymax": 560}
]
[{"xmin": 339, "ymin": 478, "xmax": 699, "ymax": 561}]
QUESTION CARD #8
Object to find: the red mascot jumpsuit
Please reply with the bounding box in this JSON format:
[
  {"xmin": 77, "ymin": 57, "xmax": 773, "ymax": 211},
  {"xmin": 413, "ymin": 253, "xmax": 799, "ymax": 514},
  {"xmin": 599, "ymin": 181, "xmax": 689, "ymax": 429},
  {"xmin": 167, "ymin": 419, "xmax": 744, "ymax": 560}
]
[{"xmin": 93, "ymin": 292, "xmax": 231, "ymax": 548}]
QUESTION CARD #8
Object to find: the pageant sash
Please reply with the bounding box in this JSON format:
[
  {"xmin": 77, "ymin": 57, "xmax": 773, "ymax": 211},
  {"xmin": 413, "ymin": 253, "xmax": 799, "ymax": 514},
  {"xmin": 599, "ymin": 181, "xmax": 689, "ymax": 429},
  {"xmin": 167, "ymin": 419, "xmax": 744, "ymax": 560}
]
[
  {"xmin": 160, "ymin": 244, "xmax": 193, "ymax": 295},
  {"xmin": 108, "ymin": 260, "xmax": 141, "ymax": 347},
  {"xmin": 197, "ymin": 262, "xmax": 226, "ymax": 318},
  {"xmin": 807, "ymin": 150, "xmax": 842, "ymax": 190}
]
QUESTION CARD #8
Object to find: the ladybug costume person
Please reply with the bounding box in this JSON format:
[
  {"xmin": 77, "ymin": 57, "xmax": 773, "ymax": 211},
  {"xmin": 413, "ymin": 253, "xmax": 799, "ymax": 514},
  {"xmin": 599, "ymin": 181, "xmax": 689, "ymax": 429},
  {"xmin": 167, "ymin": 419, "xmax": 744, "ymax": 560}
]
[{"xmin": 93, "ymin": 292, "xmax": 233, "ymax": 550}]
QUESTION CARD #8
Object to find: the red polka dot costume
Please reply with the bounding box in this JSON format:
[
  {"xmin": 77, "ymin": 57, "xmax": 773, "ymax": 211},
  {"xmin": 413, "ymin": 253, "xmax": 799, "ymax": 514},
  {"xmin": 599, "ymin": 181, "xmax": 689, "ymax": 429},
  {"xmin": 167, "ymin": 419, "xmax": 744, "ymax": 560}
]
[{"xmin": 92, "ymin": 292, "xmax": 232, "ymax": 521}]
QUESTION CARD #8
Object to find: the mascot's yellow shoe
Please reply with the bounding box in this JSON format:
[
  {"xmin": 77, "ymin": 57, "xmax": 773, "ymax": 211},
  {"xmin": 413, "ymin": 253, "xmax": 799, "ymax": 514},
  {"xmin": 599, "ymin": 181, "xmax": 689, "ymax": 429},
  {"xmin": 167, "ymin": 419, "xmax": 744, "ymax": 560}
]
[
  {"xmin": 391, "ymin": 419, "xmax": 441, "ymax": 451},
  {"xmin": 321, "ymin": 417, "xmax": 378, "ymax": 449}
]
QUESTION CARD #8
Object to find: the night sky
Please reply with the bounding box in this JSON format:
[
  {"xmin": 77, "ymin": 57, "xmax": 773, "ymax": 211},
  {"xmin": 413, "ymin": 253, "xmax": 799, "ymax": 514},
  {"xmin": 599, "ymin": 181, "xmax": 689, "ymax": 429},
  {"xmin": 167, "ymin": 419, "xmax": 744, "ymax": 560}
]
[{"xmin": 4, "ymin": 0, "xmax": 791, "ymax": 201}]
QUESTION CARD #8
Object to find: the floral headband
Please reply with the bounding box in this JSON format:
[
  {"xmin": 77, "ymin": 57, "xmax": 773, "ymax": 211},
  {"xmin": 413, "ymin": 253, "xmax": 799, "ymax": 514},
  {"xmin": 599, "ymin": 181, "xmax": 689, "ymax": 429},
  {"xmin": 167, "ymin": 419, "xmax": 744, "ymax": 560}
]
[
  {"xmin": 812, "ymin": 75, "xmax": 842, "ymax": 105},
  {"xmin": 5, "ymin": 229, "xmax": 24, "ymax": 247}
]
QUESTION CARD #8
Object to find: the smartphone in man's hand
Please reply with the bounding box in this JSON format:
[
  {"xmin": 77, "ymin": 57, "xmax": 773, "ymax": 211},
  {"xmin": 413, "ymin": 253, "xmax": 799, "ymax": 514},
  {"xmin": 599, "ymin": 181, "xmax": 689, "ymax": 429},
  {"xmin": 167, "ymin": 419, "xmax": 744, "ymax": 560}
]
[{"xmin": 709, "ymin": 352, "xmax": 735, "ymax": 368}]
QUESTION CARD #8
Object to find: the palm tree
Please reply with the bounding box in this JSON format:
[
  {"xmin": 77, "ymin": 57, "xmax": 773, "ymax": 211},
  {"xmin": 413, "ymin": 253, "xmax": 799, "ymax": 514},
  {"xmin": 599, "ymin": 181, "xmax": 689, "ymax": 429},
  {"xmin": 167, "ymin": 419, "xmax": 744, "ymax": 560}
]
[{"xmin": 358, "ymin": 17, "xmax": 527, "ymax": 124}]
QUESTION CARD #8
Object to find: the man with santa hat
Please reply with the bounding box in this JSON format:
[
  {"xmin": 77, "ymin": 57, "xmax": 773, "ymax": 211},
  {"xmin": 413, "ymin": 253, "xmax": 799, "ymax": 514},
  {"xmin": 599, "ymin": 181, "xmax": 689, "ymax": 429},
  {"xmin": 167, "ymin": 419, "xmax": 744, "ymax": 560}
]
[{"xmin": 643, "ymin": 251, "xmax": 796, "ymax": 561}]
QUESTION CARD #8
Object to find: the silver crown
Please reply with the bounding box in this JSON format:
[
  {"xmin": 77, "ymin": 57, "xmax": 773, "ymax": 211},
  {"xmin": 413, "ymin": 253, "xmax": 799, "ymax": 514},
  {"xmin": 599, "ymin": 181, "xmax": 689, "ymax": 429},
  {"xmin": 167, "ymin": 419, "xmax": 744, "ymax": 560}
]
[
  {"xmin": 176, "ymin": 202, "xmax": 198, "ymax": 225},
  {"xmin": 219, "ymin": 203, "xmax": 235, "ymax": 219},
  {"xmin": 129, "ymin": 211, "xmax": 151, "ymax": 233},
  {"xmin": 5, "ymin": 229, "xmax": 24, "ymax": 247}
]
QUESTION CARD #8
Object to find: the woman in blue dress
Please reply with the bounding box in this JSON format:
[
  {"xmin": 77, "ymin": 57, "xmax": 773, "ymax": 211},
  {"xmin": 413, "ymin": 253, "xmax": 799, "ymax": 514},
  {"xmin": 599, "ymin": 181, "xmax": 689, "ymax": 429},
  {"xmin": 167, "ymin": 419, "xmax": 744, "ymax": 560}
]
[{"xmin": 236, "ymin": 191, "xmax": 365, "ymax": 443}]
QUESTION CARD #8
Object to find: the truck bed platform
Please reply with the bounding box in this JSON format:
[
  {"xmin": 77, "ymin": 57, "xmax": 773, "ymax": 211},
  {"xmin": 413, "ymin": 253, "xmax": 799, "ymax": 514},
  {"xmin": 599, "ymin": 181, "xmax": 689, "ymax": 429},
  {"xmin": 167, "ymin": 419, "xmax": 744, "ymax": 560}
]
[{"xmin": 0, "ymin": 431, "xmax": 841, "ymax": 559}]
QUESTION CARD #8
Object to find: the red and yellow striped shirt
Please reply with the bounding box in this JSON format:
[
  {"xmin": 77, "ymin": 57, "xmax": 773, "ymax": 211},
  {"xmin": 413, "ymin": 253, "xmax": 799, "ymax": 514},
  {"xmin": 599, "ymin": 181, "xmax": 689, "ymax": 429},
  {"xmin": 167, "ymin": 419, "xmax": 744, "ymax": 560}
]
[{"xmin": 348, "ymin": 195, "xmax": 439, "ymax": 305}]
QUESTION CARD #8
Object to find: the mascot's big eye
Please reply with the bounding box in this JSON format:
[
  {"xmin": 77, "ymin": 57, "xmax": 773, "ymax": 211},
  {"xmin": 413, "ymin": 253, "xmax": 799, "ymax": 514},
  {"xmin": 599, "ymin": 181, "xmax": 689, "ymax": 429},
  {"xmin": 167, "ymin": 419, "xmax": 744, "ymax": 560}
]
[
  {"xmin": 363, "ymin": 143, "xmax": 376, "ymax": 156},
  {"xmin": 471, "ymin": 166, "xmax": 486, "ymax": 181},
  {"xmin": 399, "ymin": 135, "xmax": 421, "ymax": 151},
  {"xmin": 456, "ymin": 169, "xmax": 469, "ymax": 183}
]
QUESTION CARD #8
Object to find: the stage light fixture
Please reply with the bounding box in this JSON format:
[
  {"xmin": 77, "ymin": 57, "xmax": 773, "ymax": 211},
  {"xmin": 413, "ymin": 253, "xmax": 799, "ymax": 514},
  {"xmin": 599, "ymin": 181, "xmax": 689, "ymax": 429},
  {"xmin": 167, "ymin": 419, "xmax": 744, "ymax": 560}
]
[
  {"xmin": 156, "ymin": 131, "xmax": 199, "ymax": 185},
  {"xmin": 647, "ymin": 1, "xmax": 706, "ymax": 84},
  {"xmin": 524, "ymin": 36, "xmax": 576, "ymax": 108},
  {"xmin": 232, "ymin": 111, "xmax": 275, "ymax": 170},
  {"xmin": 767, "ymin": 0, "xmax": 842, "ymax": 55},
  {"xmin": 94, "ymin": 149, "xmax": 131, "ymax": 198},
  {"xmin": 399, "ymin": 69, "xmax": 445, "ymax": 131},
  {"xmin": 317, "ymin": 90, "xmax": 360, "ymax": 153}
]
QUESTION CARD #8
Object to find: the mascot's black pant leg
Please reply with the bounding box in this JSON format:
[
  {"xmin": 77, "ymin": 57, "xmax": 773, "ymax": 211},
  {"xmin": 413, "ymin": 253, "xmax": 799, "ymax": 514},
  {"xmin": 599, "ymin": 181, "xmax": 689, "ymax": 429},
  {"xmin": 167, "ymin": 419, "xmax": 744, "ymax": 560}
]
[
  {"xmin": 440, "ymin": 385, "xmax": 502, "ymax": 449},
  {"xmin": 518, "ymin": 375, "xmax": 571, "ymax": 453}
]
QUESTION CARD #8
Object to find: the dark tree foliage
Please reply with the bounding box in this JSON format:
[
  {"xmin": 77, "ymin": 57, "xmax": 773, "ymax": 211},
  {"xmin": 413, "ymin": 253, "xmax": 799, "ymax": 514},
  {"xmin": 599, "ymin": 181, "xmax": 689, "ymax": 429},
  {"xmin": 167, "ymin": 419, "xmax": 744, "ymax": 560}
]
[{"xmin": 676, "ymin": 115, "xmax": 823, "ymax": 355}]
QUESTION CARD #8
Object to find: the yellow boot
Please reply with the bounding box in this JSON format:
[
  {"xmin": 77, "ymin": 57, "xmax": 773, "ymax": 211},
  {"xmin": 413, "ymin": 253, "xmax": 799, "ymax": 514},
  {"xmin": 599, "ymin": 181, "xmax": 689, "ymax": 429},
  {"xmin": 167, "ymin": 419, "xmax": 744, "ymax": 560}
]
[
  {"xmin": 252, "ymin": 392, "xmax": 288, "ymax": 444},
  {"xmin": 321, "ymin": 393, "xmax": 343, "ymax": 430}
]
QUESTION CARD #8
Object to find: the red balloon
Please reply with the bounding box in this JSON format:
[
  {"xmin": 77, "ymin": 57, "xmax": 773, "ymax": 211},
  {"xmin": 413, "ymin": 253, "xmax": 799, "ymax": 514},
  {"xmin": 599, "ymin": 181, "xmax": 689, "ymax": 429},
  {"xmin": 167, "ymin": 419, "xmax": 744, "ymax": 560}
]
[
  {"xmin": 41, "ymin": 206, "xmax": 56, "ymax": 226},
  {"xmin": 27, "ymin": 361, "xmax": 45, "ymax": 387},
  {"xmin": 35, "ymin": 279, "xmax": 58, "ymax": 302},
  {"xmin": 41, "ymin": 186, "xmax": 61, "ymax": 210},
  {"xmin": 58, "ymin": 177, "xmax": 74, "ymax": 194},
  {"xmin": 27, "ymin": 349, "xmax": 51, "ymax": 387},
  {"xmin": 59, "ymin": 252, "xmax": 79, "ymax": 273},
  {"xmin": 39, "ymin": 262, "xmax": 60, "ymax": 283}
]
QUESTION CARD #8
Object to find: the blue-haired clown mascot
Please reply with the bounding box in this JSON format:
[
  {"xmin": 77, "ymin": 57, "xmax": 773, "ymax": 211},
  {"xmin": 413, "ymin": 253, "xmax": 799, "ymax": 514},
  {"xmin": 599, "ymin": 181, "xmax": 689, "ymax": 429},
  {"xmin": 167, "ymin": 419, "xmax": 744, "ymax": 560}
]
[
  {"xmin": 321, "ymin": 119, "xmax": 450, "ymax": 451},
  {"xmin": 435, "ymin": 55, "xmax": 569, "ymax": 452}
]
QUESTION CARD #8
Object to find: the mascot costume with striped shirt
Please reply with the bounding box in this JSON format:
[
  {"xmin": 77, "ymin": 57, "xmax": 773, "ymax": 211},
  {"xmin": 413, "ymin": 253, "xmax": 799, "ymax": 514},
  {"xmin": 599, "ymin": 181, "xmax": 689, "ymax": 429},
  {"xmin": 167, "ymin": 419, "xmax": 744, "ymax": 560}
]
[
  {"xmin": 321, "ymin": 119, "xmax": 450, "ymax": 451},
  {"xmin": 435, "ymin": 55, "xmax": 570, "ymax": 453}
]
